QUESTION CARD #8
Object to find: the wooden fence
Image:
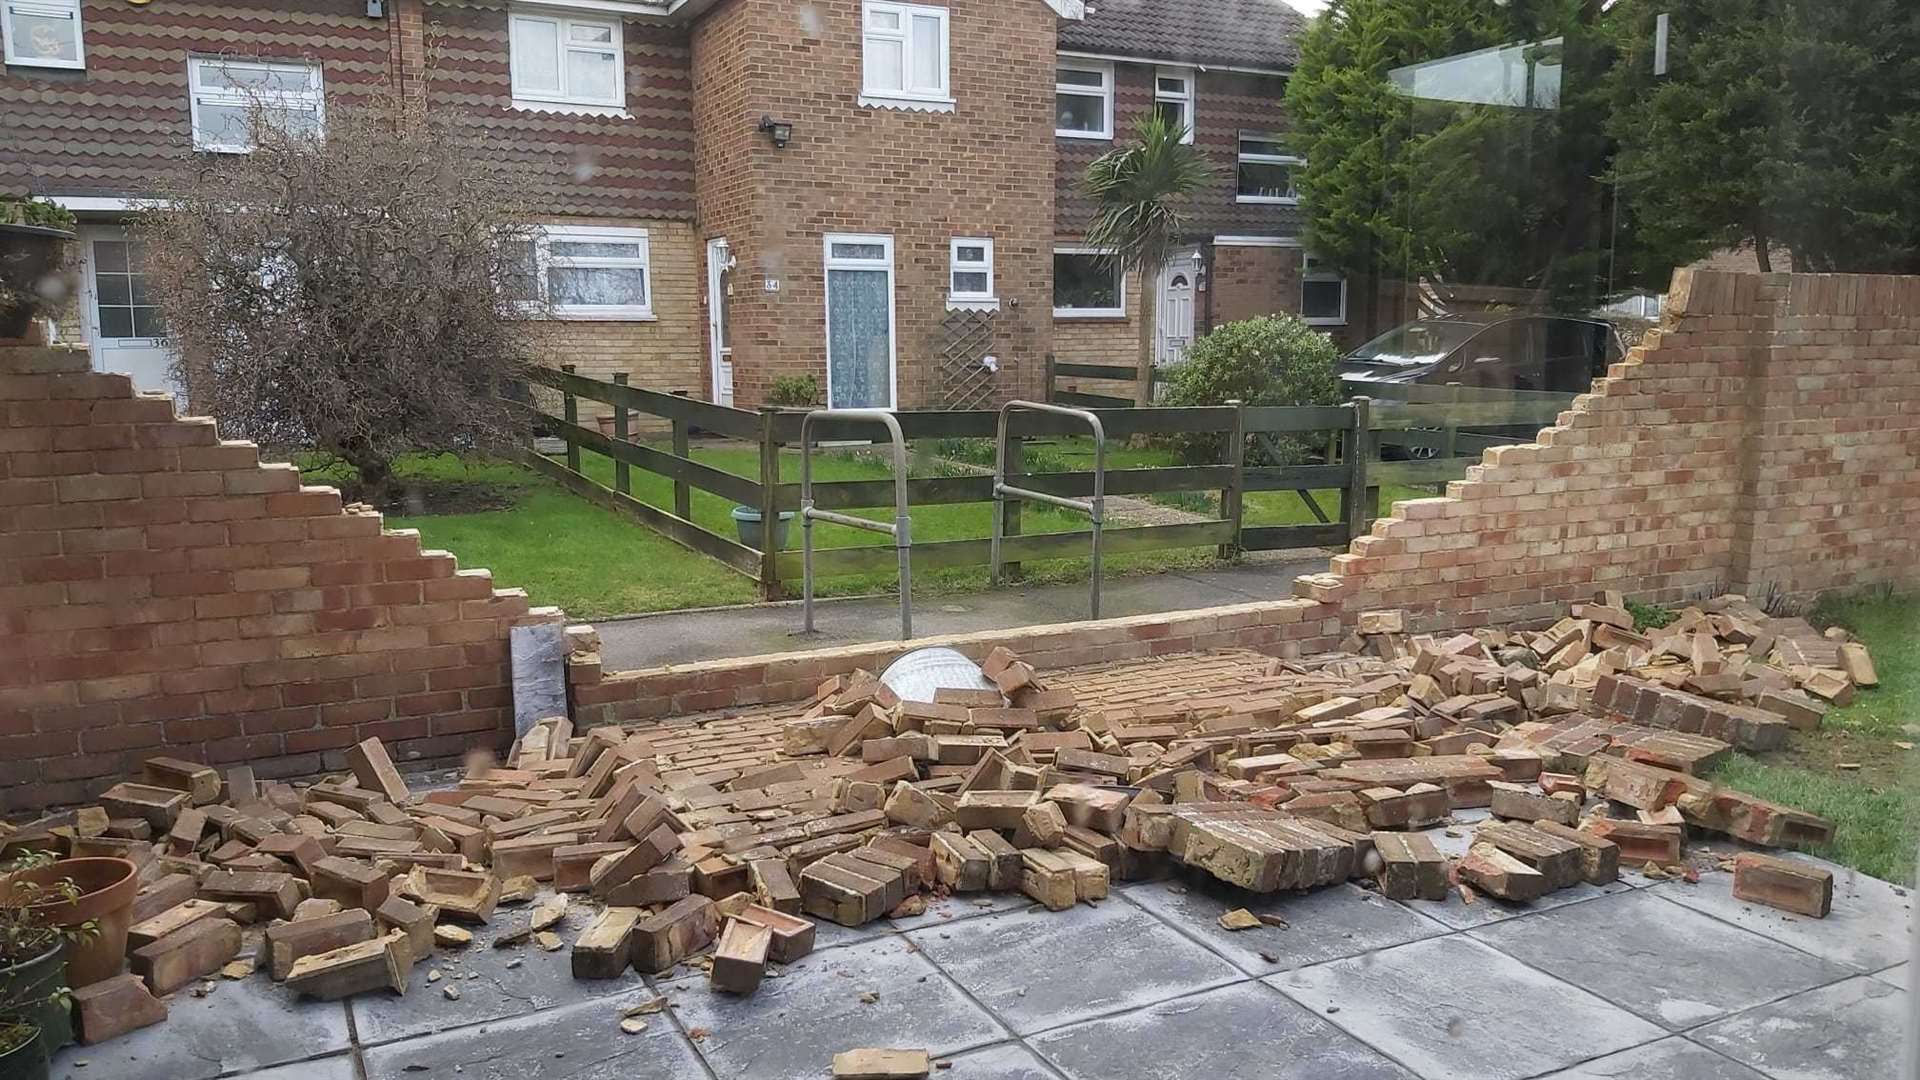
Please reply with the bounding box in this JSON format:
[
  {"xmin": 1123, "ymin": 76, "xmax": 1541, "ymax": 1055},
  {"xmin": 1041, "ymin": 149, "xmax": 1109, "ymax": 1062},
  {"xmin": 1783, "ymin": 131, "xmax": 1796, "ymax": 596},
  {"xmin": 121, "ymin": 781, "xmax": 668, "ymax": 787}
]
[{"xmin": 510, "ymin": 366, "xmax": 1575, "ymax": 599}]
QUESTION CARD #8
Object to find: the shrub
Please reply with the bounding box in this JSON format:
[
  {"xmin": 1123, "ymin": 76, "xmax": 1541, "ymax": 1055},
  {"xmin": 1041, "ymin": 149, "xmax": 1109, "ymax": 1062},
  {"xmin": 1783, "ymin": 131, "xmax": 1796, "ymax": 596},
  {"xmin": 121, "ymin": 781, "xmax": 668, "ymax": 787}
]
[
  {"xmin": 1159, "ymin": 315, "xmax": 1342, "ymax": 464},
  {"xmin": 766, "ymin": 374, "xmax": 820, "ymax": 407}
]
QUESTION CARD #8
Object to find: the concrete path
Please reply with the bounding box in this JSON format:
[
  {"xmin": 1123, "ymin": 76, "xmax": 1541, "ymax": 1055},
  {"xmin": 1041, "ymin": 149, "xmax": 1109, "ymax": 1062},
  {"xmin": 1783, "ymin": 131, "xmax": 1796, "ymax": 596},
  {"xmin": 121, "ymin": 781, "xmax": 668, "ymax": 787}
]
[
  {"xmin": 48, "ymin": 835, "xmax": 1910, "ymax": 1080},
  {"xmin": 593, "ymin": 555, "xmax": 1328, "ymax": 670}
]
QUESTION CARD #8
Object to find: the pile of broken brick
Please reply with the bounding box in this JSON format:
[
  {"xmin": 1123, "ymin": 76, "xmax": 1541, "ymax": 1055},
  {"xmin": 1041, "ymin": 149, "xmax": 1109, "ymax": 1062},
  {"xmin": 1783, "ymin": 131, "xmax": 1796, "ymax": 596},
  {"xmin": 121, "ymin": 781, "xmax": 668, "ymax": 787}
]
[{"xmin": 0, "ymin": 591, "xmax": 1866, "ymax": 1074}]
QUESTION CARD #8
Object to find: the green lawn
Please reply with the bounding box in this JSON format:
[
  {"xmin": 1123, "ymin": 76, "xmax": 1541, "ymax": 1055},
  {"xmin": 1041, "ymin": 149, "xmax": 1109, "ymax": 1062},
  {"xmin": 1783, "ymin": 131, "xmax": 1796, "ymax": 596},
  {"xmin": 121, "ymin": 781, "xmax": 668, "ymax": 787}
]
[{"xmin": 1703, "ymin": 588, "xmax": 1918, "ymax": 883}]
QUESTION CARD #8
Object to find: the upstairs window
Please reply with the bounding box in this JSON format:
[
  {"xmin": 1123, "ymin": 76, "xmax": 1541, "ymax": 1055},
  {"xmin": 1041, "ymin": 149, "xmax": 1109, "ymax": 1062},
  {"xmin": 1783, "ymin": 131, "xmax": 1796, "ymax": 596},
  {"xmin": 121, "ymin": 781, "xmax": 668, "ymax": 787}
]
[
  {"xmin": 861, "ymin": 1, "xmax": 950, "ymax": 109},
  {"xmin": 1237, "ymin": 133, "xmax": 1302, "ymax": 203},
  {"xmin": 1055, "ymin": 60, "xmax": 1112, "ymax": 139},
  {"xmin": 188, "ymin": 58, "xmax": 326, "ymax": 153},
  {"xmin": 1154, "ymin": 68, "xmax": 1194, "ymax": 143},
  {"xmin": 948, "ymin": 237, "xmax": 995, "ymax": 307},
  {"xmin": 509, "ymin": 9, "xmax": 625, "ymax": 112},
  {"xmin": 1301, "ymin": 254, "xmax": 1347, "ymax": 325},
  {"xmin": 4, "ymin": 0, "xmax": 85, "ymax": 70}
]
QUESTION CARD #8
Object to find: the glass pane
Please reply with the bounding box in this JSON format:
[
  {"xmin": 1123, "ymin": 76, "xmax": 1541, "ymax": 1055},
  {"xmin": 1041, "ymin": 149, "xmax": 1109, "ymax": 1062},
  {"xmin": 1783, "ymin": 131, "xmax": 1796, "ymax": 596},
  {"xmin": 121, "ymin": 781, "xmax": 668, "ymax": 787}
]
[
  {"xmin": 1302, "ymin": 280, "xmax": 1343, "ymax": 319},
  {"xmin": 511, "ymin": 18, "xmax": 562, "ymax": 92},
  {"xmin": 97, "ymin": 308, "xmax": 134, "ymax": 338},
  {"xmin": 830, "ymin": 242, "xmax": 886, "ymax": 261},
  {"xmin": 1053, "ymin": 254, "xmax": 1117, "ymax": 309},
  {"xmin": 499, "ymin": 240, "xmax": 538, "ymax": 302},
  {"xmin": 1055, "ymin": 93, "xmax": 1105, "ymax": 132},
  {"xmin": 954, "ymin": 245, "xmax": 986, "ymax": 263},
  {"xmin": 1057, "ymin": 67, "xmax": 1104, "ymax": 88},
  {"xmin": 1239, "ymin": 137, "xmax": 1288, "ymax": 158},
  {"xmin": 550, "ymin": 240, "xmax": 643, "ymax": 259},
  {"xmin": 277, "ymin": 105, "xmax": 323, "ymax": 138},
  {"xmin": 548, "ymin": 266, "xmax": 647, "ymax": 307},
  {"xmin": 864, "ymin": 37, "xmax": 903, "ymax": 92},
  {"xmin": 1237, "ymin": 161, "xmax": 1295, "ymax": 198},
  {"xmin": 827, "ymin": 268, "xmax": 891, "ymax": 409},
  {"xmin": 568, "ymin": 21, "xmax": 614, "ymax": 44},
  {"xmin": 1155, "ymin": 100, "xmax": 1187, "ymax": 131},
  {"xmin": 1157, "ymin": 76, "xmax": 1188, "ymax": 95},
  {"xmin": 10, "ymin": 11, "xmax": 80, "ymax": 63},
  {"xmin": 95, "ymin": 274, "xmax": 130, "ymax": 306},
  {"xmin": 566, "ymin": 48, "xmax": 618, "ymax": 102},
  {"xmin": 194, "ymin": 103, "xmax": 252, "ymax": 147},
  {"xmin": 92, "ymin": 241, "xmax": 128, "ymax": 274},
  {"xmin": 128, "ymin": 274, "xmax": 151, "ymax": 305},
  {"xmin": 952, "ymin": 271, "xmax": 989, "ymax": 294},
  {"xmin": 867, "ymin": 8, "xmax": 900, "ymax": 30},
  {"xmin": 909, "ymin": 15, "xmax": 941, "ymax": 90},
  {"xmin": 131, "ymin": 307, "xmax": 166, "ymax": 338}
]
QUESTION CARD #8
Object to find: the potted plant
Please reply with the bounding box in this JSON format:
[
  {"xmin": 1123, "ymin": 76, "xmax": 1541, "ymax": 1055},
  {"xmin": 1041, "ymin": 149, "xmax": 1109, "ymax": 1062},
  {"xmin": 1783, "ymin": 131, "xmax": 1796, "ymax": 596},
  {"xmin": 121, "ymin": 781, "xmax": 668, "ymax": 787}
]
[
  {"xmin": 0, "ymin": 851, "xmax": 98, "ymax": 1080},
  {"xmin": 0, "ymin": 856, "xmax": 133, "ymax": 990},
  {"xmin": 0, "ymin": 197, "xmax": 78, "ymax": 344},
  {"xmin": 730, "ymin": 374, "xmax": 819, "ymax": 551}
]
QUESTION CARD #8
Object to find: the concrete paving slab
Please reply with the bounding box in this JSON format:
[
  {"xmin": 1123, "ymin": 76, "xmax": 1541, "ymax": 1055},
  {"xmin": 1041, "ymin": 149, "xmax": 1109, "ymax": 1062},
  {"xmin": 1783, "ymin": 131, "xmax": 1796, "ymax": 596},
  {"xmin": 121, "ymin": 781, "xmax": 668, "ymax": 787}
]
[
  {"xmin": 1271, "ymin": 935, "xmax": 1668, "ymax": 1080},
  {"xmin": 905, "ymin": 897, "xmax": 1244, "ymax": 1035},
  {"xmin": 1469, "ymin": 889, "xmax": 1853, "ymax": 1030},
  {"xmin": 887, "ymin": 889, "xmax": 1033, "ymax": 933},
  {"xmin": 230, "ymin": 1056, "xmax": 359, "ymax": 1080},
  {"xmin": 1535, "ymin": 1037, "xmax": 1770, "ymax": 1080},
  {"xmin": 349, "ymin": 912, "xmax": 648, "ymax": 1047},
  {"xmin": 47, "ymin": 981, "xmax": 350, "ymax": 1080},
  {"xmin": 1029, "ymin": 981, "xmax": 1417, "ymax": 1080},
  {"xmin": 1652, "ymin": 859, "xmax": 1913, "ymax": 974},
  {"xmin": 1393, "ymin": 876, "xmax": 1634, "ymax": 930},
  {"xmin": 940, "ymin": 1041, "xmax": 1069, "ymax": 1079},
  {"xmin": 658, "ymin": 935, "xmax": 1007, "ymax": 1080},
  {"xmin": 1122, "ymin": 877, "xmax": 1447, "ymax": 974},
  {"xmin": 1689, "ymin": 976, "xmax": 1907, "ymax": 1080},
  {"xmin": 1874, "ymin": 963, "xmax": 1908, "ymax": 989},
  {"xmin": 361, "ymin": 986, "xmax": 702, "ymax": 1080}
]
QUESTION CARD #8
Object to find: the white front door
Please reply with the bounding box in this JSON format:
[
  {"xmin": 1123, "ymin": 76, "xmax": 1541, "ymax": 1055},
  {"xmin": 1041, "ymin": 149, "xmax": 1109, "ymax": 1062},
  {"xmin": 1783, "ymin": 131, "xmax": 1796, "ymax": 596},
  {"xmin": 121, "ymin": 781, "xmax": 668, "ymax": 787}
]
[
  {"xmin": 822, "ymin": 234, "xmax": 896, "ymax": 410},
  {"xmin": 80, "ymin": 226, "xmax": 182, "ymax": 400},
  {"xmin": 706, "ymin": 237, "xmax": 734, "ymax": 407},
  {"xmin": 1156, "ymin": 251, "xmax": 1199, "ymax": 367}
]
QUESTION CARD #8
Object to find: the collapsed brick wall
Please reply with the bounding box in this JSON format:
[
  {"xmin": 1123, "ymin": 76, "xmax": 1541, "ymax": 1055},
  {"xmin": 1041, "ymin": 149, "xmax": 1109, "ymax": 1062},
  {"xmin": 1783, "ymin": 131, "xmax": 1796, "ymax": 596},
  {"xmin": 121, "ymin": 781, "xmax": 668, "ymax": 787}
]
[
  {"xmin": 0, "ymin": 346, "xmax": 561, "ymax": 814},
  {"xmin": 1298, "ymin": 269, "xmax": 1920, "ymax": 631}
]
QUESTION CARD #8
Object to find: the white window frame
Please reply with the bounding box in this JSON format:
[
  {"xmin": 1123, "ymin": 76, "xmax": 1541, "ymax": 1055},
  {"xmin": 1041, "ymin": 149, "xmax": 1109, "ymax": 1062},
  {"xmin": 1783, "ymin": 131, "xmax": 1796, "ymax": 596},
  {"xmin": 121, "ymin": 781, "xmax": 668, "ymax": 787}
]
[
  {"xmin": 1052, "ymin": 245, "xmax": 1126, "ymax": 319},
  {"xmin": 1237, "ymin": 132, "xmax": 1303, "ymax": 204},
  {"xmin": 822, "ymin": 233, "xmax": 899, "ymax": 411},
  {"xmin": 947, "ymin": 237, "xmax": 996, "ymax": 310},
  {"xmin": 859, "ymin": 0, "xmax": 951, "ymax": 112},
  {"xmin": 508, "ymin": 7, "xmax": 626, "ymax": 114},
  {"xmin": 1301, "ymin": 254, "xmax": 1347, "ymax": 326},
  {"xmin": 3, "ymin": 0, "xmax": 84, "ymax": 70},
  {"xmin": 513, "ymin": 225, "xmax": 655, "ymax": 321},
  {"xmin": 1054, "ymin": 59, "xmax": 1113, "ymax": 140},
  {"xmin": 186, "ymin": 57, "xmax": 326, "ymax": 154},
  {"xmin": 1154, "ymin": 66, "xmax": 1194, "ymax": 144}
]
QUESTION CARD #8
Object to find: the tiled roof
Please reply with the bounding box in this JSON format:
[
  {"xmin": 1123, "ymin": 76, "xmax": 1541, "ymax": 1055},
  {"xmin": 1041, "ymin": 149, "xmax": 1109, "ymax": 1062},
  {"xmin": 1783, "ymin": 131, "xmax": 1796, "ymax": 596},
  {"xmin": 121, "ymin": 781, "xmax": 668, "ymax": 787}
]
[{"xmin": 1058, "ymin": 0, "xmax": 1308, "ymax": 71}]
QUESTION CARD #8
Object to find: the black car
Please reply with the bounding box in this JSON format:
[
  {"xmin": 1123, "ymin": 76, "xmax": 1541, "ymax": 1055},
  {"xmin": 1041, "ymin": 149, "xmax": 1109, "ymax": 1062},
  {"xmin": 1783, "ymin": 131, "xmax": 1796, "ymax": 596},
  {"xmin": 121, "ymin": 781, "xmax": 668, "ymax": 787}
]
[{"xmin": 1336, "ymin": 313, "xmax": 1626, "ymax": 393}]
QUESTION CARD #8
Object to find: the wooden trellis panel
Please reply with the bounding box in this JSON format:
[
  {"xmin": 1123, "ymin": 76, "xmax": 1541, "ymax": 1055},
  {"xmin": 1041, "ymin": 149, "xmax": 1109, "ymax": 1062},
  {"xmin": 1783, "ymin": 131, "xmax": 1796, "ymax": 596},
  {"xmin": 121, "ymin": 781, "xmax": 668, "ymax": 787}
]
[{"xmin": 939, "ymin": 308, "xmax": 998, "ymax": 410}]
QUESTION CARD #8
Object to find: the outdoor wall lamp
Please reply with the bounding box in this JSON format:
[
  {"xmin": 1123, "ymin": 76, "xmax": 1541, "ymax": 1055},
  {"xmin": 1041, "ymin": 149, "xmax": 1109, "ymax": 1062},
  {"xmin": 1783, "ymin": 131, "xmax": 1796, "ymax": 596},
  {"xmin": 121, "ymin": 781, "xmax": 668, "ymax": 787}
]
[{"xmin": 758, "ymin": 115, "xmax": 793, "ymax": 149}]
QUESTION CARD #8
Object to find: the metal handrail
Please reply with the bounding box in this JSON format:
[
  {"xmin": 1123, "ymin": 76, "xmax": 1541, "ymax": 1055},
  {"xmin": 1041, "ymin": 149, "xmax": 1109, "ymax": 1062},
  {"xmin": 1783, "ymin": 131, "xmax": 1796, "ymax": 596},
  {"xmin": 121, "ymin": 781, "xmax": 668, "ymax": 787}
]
[
  {"xmin": 800, "ymin": 409, "xmax": 913, "ymax": 639},
  {"xmin": 990, "ymin": 400, "xmax": 1106, "ymax": 619}
]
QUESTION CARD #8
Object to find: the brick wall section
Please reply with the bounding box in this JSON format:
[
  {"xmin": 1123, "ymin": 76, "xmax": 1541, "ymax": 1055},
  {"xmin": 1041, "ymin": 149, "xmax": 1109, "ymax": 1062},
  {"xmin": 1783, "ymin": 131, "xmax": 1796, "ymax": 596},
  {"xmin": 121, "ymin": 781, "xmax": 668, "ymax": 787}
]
[
  {"xmin": 1295, "ymin": 269, "xmax": 1920, "ymax": 630},
  {"xmin": 1211, "ymin": 243, "xmax": 1303, "ymax": 325},
  {"xmin": 0, "ymin": 345, "xmax": 561, "ymax": 814},
  {"xmin": 691, "ymin": 0, "xmax": 1058, "ymax": 410},
  {"xmin": 565, "ymin": 597, "xmax": 1337, "ymax": 727}
]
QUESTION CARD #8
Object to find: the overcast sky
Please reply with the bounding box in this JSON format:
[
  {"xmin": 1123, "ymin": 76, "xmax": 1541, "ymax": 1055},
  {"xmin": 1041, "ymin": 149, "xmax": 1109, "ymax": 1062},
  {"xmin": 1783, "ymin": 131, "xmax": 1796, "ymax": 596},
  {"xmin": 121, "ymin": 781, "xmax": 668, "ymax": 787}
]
[{"xmin": 1284, "ymin": 0, "xmax": 1330, "ymax": 14}]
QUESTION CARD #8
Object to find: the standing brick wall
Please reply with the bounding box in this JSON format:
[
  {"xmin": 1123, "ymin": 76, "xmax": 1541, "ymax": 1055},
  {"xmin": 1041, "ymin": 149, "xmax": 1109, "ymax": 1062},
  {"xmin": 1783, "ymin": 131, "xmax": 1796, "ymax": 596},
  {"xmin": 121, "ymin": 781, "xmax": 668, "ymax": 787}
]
[
  {"xmin": 0, "ymin": 345, "xmax": 562, "ymax": 815},
  {"xmin": 1296, "ymin": 269, "xmax": 1920, "ymax": 630}
]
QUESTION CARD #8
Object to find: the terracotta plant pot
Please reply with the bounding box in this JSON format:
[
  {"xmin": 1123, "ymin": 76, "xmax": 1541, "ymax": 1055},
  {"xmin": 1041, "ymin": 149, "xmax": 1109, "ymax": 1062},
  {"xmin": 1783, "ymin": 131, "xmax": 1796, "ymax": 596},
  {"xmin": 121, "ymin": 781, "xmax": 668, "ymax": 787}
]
[
  {"xmin": 0, "ymin": 223, "xmax": 76, "ymax": 342},
  {"xmin": 0, "ymin": 938, "xmax": 69, "ymax": 1065},
  {"xmin": 0, "ymin": 859, "xmax": 138, "ymax": 988}
]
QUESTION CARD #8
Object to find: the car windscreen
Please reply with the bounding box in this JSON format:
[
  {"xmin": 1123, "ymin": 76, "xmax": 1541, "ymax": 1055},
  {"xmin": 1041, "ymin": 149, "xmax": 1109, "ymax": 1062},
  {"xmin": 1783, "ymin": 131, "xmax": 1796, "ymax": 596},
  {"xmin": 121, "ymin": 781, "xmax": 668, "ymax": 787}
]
[{"xmin": 1345, "ymin": 320, "xmax": 1488, "ymax": 366}]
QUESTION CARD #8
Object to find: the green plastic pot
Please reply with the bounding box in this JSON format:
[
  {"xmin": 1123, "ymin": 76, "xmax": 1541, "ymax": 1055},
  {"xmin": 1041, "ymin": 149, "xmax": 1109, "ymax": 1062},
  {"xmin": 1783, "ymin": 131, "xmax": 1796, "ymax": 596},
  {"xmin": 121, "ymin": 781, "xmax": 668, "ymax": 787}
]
[
  {"xmin": 0, "ymin": 1025, "xmax": 50, "ymax": 1080},
  {"xmin": 730, "ymin": 505, "xmax": 795, "ymax": 551},
  {"xmin": 0, "ymin": 938, "xmax": 69, "ymax": 1070}
]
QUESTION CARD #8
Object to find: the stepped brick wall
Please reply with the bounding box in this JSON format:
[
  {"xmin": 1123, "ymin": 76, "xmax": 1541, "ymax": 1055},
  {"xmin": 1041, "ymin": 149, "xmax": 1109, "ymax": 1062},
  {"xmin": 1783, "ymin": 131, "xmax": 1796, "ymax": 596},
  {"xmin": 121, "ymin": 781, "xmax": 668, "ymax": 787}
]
[
  {"xmin": 0, "ymin": 345, "xmax": 560, "ymax": 814},
  {"xmin": 1295, "ymin": 269, "xmax": 1920, "ymax": 631}
]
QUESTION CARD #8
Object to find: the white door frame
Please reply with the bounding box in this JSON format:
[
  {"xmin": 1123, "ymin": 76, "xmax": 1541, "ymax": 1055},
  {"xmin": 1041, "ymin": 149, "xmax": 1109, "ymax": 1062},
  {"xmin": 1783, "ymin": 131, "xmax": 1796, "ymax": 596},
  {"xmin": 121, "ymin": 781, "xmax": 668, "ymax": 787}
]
[
  {"xmin": 77, "ymin": 223, "xmax": 182, "ymax": 399},
  {"xmin": 1155, "ymin": 248, "xmax": 1201, "ymax": 367},
  {"xmin": 821, "ymin": 232, "xmax": 898, "ymax": 410},
  {"xmin": 705, "ymin": 236, "xmax": 734, "ymax": 407}
]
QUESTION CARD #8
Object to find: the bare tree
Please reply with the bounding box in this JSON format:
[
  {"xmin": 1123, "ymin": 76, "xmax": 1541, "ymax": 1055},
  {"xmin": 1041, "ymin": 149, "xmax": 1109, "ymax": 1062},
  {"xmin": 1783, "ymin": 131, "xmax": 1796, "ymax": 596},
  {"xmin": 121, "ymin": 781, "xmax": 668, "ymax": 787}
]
[{"xmin": 140, "ymin": 98, "xmax": 542, "ymax": 501}]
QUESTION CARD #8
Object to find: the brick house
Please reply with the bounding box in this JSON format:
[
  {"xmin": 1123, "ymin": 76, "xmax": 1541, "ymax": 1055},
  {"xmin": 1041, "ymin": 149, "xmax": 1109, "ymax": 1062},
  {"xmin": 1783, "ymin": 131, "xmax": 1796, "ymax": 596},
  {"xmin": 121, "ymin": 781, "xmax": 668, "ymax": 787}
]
[{"xmin": 0, "ymin": 0, "xmax": 1336, "ymax": 415}]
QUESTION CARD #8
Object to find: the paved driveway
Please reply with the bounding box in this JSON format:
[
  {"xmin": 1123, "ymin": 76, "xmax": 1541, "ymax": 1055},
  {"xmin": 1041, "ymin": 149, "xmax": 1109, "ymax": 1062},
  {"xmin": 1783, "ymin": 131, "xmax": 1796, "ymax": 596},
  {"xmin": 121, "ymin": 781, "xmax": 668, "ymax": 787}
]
[{"xmin": 47, "ymin": 845, "xmax": 1910, "ymax": 1080}]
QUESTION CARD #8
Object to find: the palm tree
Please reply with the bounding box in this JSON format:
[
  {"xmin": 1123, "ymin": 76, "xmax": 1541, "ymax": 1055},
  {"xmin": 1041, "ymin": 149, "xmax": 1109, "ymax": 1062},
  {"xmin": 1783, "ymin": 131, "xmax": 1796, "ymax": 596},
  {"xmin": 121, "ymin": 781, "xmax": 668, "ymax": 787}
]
[{"xmin": 1081, "ymin": 110, "xmax": 1216, "ymax": 403}]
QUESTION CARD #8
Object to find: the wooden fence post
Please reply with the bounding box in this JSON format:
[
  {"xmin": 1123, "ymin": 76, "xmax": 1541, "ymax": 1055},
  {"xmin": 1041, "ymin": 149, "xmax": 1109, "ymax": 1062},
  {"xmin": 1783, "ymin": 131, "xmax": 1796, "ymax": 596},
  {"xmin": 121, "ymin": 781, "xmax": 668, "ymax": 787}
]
[
  {"xmin": 561, "ymin": 364, "xmax": 580, "ymax": 474},
  {"xmin": 1343, "ymin": 396, "xmax": 1372, "ymax": 543},
  {"xmin": 757, "ymin": 407, "xmax": 781, "ymax": 601},
  {"xmin": 1043, "ymin": 353, "xmax": 1056, "ymax": 404},
  {"xmin": 671, "ymin": 416, "xmax": 692, "ymax": 521},
  {"xmin": 611, "ymin": 373, "xmax": 631, "ymax": 495},
  {"xmin": 1221, "ymin": 398, "xmax": 1245, "ymax": 558}
]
